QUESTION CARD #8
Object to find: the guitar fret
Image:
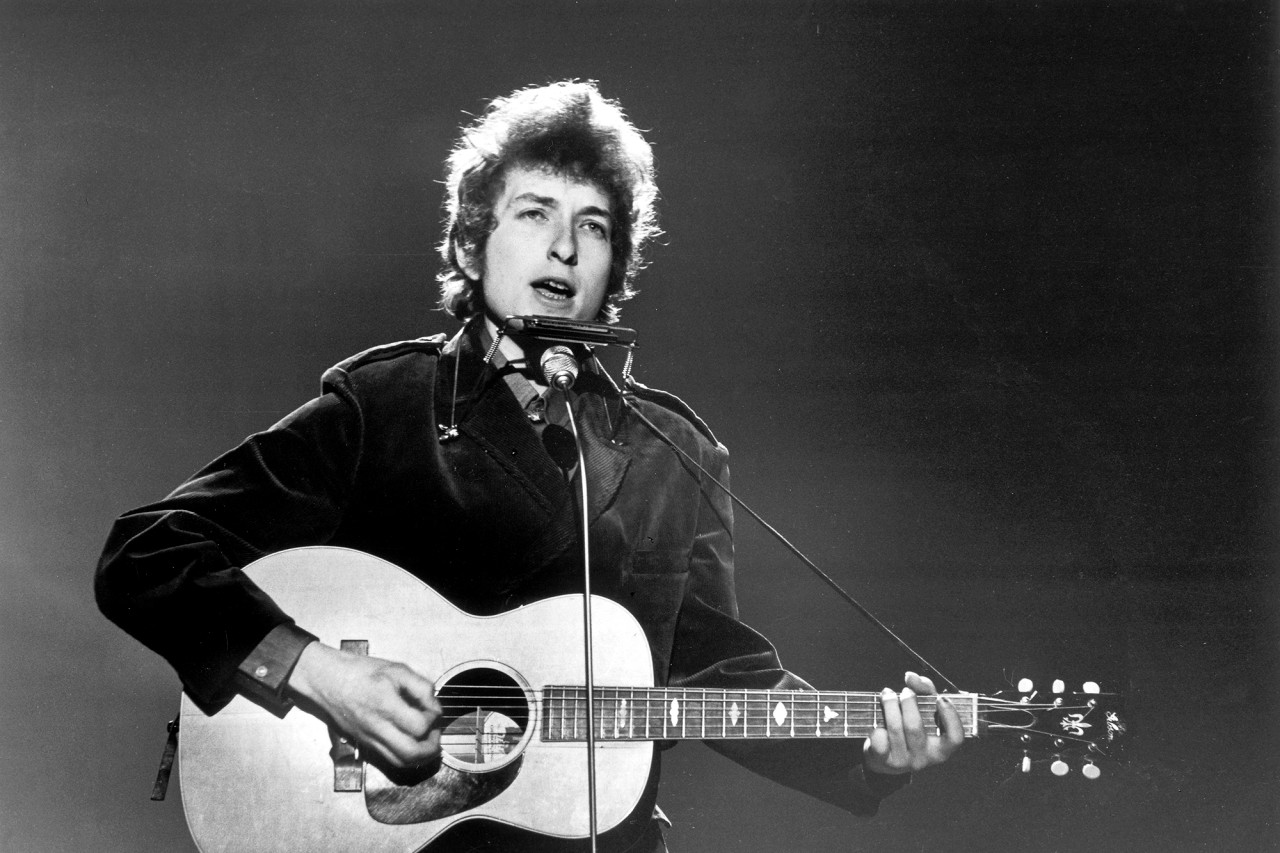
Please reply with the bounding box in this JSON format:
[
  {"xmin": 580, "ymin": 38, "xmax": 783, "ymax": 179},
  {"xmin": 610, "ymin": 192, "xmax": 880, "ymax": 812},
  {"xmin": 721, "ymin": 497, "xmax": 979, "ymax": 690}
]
[
  {"xmin": 813, "ymin": 691, "xmax": 834, "ymax": 737},
  {"xmin": 745, "ymin": 691, "xmax": 764, "ymax": 739},
  {"xmin": 540, "ymin": 686, "xmax": 965, "ymax": 742},
  {"xmin": 819, "ymin": 692, "xmax": 835, "ymax": 737}
]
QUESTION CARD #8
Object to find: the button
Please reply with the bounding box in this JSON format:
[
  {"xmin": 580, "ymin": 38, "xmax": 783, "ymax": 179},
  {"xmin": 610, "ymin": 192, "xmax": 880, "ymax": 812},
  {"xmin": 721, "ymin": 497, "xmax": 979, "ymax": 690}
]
[{"xmin": 254, "ymin": 666, "xmax": 270, "ymax": 679}]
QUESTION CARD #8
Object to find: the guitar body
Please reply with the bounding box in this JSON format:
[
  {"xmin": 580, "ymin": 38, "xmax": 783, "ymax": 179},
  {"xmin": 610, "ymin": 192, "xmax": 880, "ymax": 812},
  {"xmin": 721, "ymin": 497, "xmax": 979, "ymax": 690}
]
[
  {"xmin": 178, "ymin": 548, "xmax": 1127, "ymax": 851},
  {"xmin": 179, "ymin": 547, "xmax": 656, "ymax": 853}
]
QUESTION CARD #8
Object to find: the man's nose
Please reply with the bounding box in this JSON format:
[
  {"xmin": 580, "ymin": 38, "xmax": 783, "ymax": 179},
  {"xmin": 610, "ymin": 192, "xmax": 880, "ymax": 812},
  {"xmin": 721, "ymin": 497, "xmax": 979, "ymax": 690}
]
[{"xmin": 548, "ymin": 225, "xmax": 577, "ymax": 266}]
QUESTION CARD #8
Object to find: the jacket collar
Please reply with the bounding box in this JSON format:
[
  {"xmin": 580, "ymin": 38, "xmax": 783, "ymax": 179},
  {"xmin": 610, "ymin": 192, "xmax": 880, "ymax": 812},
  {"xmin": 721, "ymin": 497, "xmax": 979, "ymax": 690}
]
[{"xmin": 437, "ymin": 320, "xmax": 633, "ymax": 568}]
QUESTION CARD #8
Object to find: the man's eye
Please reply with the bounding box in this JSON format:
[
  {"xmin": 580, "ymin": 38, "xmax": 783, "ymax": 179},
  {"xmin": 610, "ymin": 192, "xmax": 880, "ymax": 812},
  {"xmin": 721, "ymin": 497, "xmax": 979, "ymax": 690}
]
[
  {"xmin": 520, "ymin": 209, "xmax": 548, "ymax": 222},
  {"xmin": 582, "ymin": 221, "xmax": 609, "ymax": 237}
]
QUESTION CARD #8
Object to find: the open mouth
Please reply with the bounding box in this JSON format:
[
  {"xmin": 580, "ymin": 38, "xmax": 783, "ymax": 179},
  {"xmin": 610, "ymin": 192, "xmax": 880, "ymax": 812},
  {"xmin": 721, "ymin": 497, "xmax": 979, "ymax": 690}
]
[{"xmin": 532, "ymin": 278, "xmax": 574, "ymax": 300}]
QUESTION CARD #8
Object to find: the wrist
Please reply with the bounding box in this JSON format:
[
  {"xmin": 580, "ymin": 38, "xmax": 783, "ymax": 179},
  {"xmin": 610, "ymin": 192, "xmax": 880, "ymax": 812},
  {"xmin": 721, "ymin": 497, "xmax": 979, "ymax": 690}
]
[{"xmin": 283, "ymin": 640, "xmax": 336, "ymax": 706}]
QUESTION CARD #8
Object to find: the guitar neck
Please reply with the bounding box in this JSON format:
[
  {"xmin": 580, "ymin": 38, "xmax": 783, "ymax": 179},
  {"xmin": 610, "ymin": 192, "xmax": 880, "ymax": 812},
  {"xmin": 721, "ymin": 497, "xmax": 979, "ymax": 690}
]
[{"xmin": 541, "ymin": 686, "xmax": 980, "ymax": 743}]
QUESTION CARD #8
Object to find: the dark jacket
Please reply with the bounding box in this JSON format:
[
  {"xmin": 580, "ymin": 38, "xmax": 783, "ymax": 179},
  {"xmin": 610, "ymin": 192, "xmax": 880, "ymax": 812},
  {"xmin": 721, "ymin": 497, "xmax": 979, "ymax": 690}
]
[{"xmin": 96, "ymin": 324, "xmax": 901, "ymax": 848}]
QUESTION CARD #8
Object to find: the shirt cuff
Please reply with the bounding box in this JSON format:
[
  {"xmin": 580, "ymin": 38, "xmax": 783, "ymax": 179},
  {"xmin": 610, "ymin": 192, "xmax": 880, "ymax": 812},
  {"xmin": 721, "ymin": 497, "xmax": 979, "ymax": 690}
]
[{"xmin": 234, "ymin": 623, "xmax": 317, "ymax": 718}]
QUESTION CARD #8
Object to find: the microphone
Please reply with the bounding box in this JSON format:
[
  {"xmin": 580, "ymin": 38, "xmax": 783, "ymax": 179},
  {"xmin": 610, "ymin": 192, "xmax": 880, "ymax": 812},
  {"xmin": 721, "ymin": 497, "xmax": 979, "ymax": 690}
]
[{"xmin": 540, "ymin": 345, "xmax": 578, "ymax": 391}]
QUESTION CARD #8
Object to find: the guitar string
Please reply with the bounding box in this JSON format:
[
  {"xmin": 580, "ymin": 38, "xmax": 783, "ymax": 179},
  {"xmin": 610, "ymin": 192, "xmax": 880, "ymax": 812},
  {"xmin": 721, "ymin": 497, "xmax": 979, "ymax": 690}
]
[
  {"xmin": 434, "ymin": 695, "xmax": 1099, "ymax": 715},
  {"xmin": 434, "ymin": 689, "xmax": 1107, "ymax": 735},
  {"xmin": 436, "ymin": 687, "xmax": 1097, "ymax": 709}
]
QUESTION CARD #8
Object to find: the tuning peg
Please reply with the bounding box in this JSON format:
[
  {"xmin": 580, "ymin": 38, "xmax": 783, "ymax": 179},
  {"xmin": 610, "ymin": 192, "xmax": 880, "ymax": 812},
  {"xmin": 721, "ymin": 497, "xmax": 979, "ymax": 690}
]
[
  {"xmin": 1050, "ymin": 757, "xmax": 1069, "ymax": 777},
  {"xmin": 1083, "ymin": 681, "xmax": 1100, "ymax": 694},
  {"xmin": 1082, "ymin": 760, "xmax": 1101, "ymax": 780},
  {"xmin": 1052, "ymin": 679, "xmax": 1064, "ymax": 694},
  {"xmin": 1021, "ymin": 753, "xmax": 1031, "ymax": 774},
  {"xmin": 1017, "ymin": 678, "xmax": 1034, "ymax": 693}
]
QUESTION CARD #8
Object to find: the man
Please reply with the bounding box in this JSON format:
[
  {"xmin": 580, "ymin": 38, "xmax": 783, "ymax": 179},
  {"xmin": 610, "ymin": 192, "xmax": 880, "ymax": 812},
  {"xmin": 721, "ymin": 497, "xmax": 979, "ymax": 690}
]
[{"xmin": 97, "ymin": 81, "xmax": 961, "ymax": 852}]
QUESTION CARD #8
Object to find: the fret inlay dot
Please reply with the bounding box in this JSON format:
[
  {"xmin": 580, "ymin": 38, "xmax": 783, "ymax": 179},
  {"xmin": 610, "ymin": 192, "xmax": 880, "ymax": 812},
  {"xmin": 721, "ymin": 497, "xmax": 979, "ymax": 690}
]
[{"xmin": 773, "ymin": 701, "xmax": 787, "ymax": 727}]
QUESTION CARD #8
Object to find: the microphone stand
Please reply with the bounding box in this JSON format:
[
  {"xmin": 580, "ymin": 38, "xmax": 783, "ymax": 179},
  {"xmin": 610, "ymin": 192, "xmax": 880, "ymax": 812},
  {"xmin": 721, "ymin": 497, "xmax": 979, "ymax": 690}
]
[
  {"xmin": 542, "ymin": 347, "xmax": 599, "ymax": 852},
  {"xmin": 564, "ymin": 389, "xmax": 599, "ymax": 853}
]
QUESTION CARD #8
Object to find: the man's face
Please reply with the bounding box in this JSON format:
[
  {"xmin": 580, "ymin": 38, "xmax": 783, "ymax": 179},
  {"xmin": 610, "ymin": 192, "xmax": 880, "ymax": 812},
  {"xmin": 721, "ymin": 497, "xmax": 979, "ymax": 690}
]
[{"xmin": 462, "ymin": 164, "xmax": 614, "ymax": 323}]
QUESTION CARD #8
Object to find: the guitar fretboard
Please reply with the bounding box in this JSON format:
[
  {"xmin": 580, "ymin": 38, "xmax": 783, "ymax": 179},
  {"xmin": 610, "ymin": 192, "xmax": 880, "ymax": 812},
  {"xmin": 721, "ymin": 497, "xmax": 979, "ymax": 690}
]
[{"xmin": 541, "ymin": 686, "xmax": 978, "ymax": 742}]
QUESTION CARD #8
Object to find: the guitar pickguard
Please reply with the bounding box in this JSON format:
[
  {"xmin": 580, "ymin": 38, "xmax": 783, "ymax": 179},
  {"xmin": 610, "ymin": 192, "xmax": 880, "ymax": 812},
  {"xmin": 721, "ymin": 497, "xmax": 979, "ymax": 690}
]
[{"xmin": 365, "ymin": 756, "xmax": 523, "ymax": 825}]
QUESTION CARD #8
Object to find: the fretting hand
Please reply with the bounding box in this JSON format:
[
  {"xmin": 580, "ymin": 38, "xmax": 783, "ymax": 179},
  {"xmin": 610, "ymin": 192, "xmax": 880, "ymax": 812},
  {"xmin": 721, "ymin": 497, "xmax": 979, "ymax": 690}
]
[{"xmin": 863, "ymin": 671, "xmax": 964, "ymax": 775}]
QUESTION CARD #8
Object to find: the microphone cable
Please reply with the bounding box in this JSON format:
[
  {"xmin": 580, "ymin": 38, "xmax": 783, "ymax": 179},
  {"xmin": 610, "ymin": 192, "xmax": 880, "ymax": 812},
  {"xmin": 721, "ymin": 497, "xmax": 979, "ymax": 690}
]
[{"xmin": 590, "ymin": 354, "xmax": 963, "ymax": 695}]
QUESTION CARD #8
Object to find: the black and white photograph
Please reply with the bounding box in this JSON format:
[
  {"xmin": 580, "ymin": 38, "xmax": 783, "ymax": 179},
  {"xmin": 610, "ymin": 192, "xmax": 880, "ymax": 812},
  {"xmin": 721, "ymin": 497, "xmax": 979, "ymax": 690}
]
[{"xmin": 1, "ymin": 2, "xmax": 1274, "ymax": 851}]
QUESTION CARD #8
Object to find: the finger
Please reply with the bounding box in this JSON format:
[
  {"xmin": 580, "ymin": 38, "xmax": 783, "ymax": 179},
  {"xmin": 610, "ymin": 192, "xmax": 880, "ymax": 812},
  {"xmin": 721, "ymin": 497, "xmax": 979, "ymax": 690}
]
[
  {"xmin": 358, "ymin": 670, "xmax": 437, "ymax": 740},
  {"xmin": 864, "ymin": 727, "xmax": 890, "ymax": 759},
  {"xmin": 863, "ymin": 727, "xmax": 897, "ymax": 775},
  {"xmin": 879, "ymin": 687, "xmax": 907, "ymax": 764},
  {"xmin": 384, "ymin": 698, "xmax": 437, "ymax": 741},
  {"xmin": 357, "ymin": 716, "xmax": 416, "ymax": 767},
  {"xmin": 935, "ymin": 694, "xmax": 966, "ymax": 751},
  {"xmin": 904, "ymin": 670, "xmax": 937, "ymax": 696},
  {"xmin": 366, "ymin": 717, "xmax": 441, "ymax": 767},
  {"xmin": 391, "ymin": 666, "xmax": 442, "ymax": 716},
  {"xmin": 898, "ymin": 686, "xmax": 928, "ymax": 757}
]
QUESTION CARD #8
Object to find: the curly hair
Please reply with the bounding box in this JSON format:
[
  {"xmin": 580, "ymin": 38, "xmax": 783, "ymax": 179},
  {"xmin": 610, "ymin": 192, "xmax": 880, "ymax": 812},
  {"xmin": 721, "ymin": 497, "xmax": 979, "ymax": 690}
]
[{"xmin": 437, "ymin": 81, "xmax": 659, "ymax": 324}]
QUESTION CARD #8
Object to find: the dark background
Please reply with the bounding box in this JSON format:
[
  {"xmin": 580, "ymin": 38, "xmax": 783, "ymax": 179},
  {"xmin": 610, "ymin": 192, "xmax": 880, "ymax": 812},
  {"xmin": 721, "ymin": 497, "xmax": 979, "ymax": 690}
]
[{"xmin": 1, "ymin": 2, "xmax": 1274, "ymax": 850}]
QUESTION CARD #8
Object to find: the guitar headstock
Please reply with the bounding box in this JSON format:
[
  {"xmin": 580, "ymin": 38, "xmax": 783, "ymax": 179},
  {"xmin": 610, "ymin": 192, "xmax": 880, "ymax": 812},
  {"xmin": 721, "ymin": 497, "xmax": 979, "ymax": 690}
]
[{"xmin": 976, "ymin": 678, "xmax": 1127, "ymax": 779}]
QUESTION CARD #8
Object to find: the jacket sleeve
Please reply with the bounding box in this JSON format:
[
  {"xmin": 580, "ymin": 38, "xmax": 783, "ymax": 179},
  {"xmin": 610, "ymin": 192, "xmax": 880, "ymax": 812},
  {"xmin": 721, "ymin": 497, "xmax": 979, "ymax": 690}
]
[
  {"xmin": 94, "ymin": 372, "xmax": 362, "ymax": 714},
  {"xmin": 667, "ymin": 441, "xmax": 910, "ymax": 816}
]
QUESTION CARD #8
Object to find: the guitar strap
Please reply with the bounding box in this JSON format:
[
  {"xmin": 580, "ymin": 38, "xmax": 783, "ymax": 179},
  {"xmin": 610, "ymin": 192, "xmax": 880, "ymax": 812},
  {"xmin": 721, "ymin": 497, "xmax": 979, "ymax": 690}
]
[{"xmin": 149, "ymin": 715, "xmax": 179, "ymax": 801}]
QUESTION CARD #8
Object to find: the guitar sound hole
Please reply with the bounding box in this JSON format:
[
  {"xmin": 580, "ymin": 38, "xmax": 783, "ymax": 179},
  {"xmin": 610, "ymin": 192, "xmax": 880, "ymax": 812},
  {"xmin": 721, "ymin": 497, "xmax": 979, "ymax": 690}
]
[{"xmin": 436, "ymin": 665, "xmax": 531, "ymax": 771}]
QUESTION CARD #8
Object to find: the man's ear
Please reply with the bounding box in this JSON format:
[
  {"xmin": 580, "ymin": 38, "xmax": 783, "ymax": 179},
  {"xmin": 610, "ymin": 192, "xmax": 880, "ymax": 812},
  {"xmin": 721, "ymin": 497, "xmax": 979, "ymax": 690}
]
[{"xmin": 455, "ymin": 240, "xmax": 481, "ymax": 281}]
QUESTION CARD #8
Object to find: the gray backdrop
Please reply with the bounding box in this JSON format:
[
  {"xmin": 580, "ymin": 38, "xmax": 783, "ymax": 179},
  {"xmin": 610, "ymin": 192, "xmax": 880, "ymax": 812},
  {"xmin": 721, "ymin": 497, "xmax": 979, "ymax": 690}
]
[{"xmin": 2, "ymin": 2, "xmax": 1274, "ymax": 851}]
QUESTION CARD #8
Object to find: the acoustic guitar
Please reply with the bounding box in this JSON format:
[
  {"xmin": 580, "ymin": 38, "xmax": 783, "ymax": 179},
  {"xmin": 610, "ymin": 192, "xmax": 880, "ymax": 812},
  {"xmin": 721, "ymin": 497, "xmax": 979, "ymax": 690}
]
[{"xmin": 177, "ymin": 547, "xmax": 1123, "ymax": 852}]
